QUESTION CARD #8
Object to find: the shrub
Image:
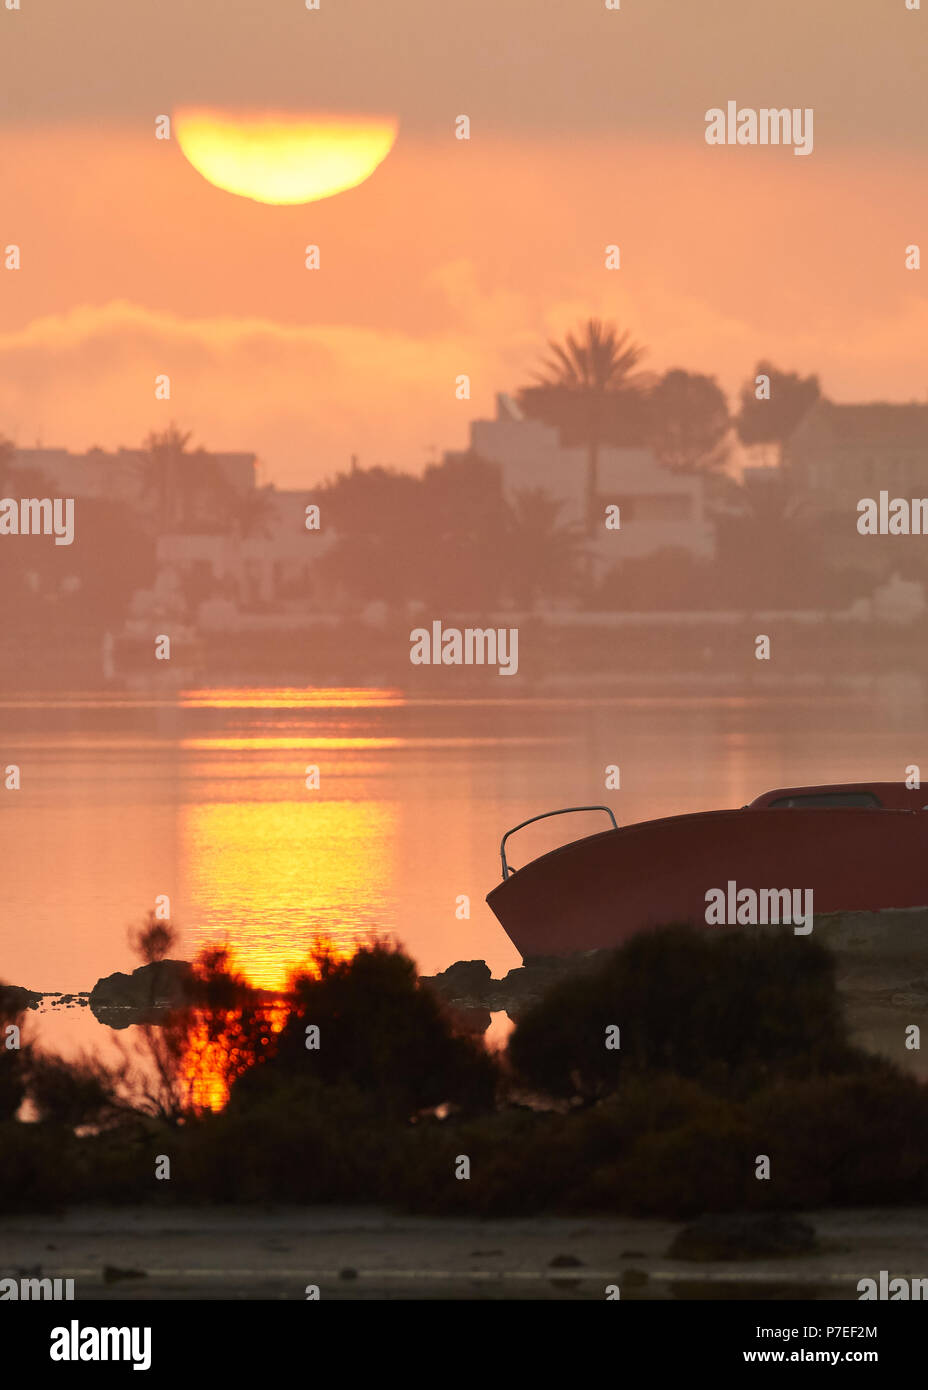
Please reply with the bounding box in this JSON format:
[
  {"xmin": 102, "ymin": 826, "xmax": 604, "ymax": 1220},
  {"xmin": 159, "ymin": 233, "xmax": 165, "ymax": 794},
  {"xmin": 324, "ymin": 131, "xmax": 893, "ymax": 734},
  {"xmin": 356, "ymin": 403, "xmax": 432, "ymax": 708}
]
[
  {"xmin": 26, "ymin": 1052, "xmax": 119, "ymax": 1129},
  {"xmin": 594, "ymin": 1112, "xmax": 755, "ymax": 1217},
  {"xmin": 232, "ymin": 943, "xmax": 499, "ymax": 1120},
  {"xmin": 744, "ymin": 1068, "xmax": 928, "ymax": 1207},
  {"xmin": 508, "ymin": 925, "xmax": 861, "ymax": 1102},
  {"xmin": 0, "ymin": 984, "xmax": 29, "ymax": 1122},
  {"xmin": 0, "ymin": 1121, "xmax": 78, "ymax": 1212},
  {"xmin": 183, "ymin": 1078, "xmax": 404, "ymax": 1204}
]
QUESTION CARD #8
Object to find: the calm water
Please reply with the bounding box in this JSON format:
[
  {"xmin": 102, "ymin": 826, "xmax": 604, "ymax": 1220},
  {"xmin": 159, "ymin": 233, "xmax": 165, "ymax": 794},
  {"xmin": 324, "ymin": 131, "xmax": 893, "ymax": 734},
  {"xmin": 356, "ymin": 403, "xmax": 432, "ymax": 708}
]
[{"xmin": 2, "ymin": 683, "xmax": 926, "ymax": 1034}]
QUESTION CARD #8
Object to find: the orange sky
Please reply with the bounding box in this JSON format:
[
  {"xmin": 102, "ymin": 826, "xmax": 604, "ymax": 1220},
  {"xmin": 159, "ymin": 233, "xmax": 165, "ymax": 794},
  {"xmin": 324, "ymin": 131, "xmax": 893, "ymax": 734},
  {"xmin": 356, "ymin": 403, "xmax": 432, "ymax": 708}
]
[{"xmin": 1, "ymin": 0, "xmax": 926, "ymax": 485}]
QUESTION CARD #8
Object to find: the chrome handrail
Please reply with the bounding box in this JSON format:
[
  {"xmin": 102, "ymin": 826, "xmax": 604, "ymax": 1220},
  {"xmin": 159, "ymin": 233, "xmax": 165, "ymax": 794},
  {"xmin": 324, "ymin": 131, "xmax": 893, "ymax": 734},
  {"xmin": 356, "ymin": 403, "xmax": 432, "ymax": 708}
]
[{"xmin": 499, "ymin": 805, "xmax": 618, "ymax": 880}]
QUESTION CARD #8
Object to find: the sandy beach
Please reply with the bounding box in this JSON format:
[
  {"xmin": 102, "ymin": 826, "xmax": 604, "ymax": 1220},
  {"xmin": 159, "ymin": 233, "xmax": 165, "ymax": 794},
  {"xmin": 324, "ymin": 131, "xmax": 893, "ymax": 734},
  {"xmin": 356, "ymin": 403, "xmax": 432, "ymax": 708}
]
[{"xmin": 2, "ymin": 1206, "xmax": 927, "ymax": 1301}]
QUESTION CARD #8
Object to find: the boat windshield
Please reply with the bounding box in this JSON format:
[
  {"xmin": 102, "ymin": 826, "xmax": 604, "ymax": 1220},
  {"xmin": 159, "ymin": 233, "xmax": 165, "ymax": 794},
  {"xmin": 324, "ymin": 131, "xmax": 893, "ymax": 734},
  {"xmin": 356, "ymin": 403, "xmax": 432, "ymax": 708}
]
[{"xmin": 768, "ymin": 792, "xmax": 882, "ymax": 809}]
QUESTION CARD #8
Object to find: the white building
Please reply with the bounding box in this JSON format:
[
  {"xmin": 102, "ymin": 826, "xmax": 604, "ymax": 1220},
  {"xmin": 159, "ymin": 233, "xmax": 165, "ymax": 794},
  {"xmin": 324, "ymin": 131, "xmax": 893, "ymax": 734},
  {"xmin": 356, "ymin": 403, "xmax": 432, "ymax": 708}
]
[
  {"xmin": 12, "ymin": 446, "xmax": 258, "ymax": 510},
  {"xmin": 785, "ymin": 400, "xmax": 928, "ymax": 514},
  {"xmin": 460, "ymin": 394, "xmax": 715, "ymax": 573},
  {"xmin": 153, "ymin": 489, "xmax": 335, "ymax": 615}
]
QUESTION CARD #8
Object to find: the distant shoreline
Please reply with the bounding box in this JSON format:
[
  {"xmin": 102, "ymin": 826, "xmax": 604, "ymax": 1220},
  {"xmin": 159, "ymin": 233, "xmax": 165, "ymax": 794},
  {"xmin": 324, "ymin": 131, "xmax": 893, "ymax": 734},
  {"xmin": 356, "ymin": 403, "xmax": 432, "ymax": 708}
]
[{"xmin": 3, "ymin": 608, "xmax": 928, "ymax": 691}]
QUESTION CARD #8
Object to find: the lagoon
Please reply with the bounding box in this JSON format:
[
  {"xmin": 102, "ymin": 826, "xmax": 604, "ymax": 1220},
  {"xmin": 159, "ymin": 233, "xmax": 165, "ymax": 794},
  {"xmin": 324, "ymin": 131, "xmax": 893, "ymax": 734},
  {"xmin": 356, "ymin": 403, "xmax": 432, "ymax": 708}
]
[{"xmin": 1, "ymin": 682, "xmax": 924, "ymax": 1052}]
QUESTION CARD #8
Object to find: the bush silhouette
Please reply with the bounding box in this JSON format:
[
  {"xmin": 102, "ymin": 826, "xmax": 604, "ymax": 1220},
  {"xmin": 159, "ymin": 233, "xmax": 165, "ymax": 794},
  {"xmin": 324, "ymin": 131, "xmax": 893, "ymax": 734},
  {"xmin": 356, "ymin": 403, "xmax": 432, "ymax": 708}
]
[
  {"xmin": 743, "ymin": 1068, "xmax": 928, "ymax": 1208},
  {"xmin": 231, "ymin": 942, "xmax": 499, "ymax": 1120},
  {"xmin": 0, "ymin": 984, "xmax": 29, "ymax": 1122},
  {"xmin": 0, "ymin": 1121, "xmax": 80, "ymax": 1212},
  {"xmin": 26, "ymin": 1052, "xmax": 117, "ymax": 1129},
  {"xmin": 508, "ymin": 925, "xmax": 861, "ymax": 1102},
  {"xmin": 599, "ymin": 1111, "xmax": 755, "ymax": 1217},
  {"xmin": 10, "ymin": 925, "xmax": 928, "ymax": 1218},
  {"xmin": 128, "ymin": 911, "xmax": 178, "ymax": 964},
  {"xmin": 185, "ymin": 1078, "xmax": 403, "ymax": 1203}
]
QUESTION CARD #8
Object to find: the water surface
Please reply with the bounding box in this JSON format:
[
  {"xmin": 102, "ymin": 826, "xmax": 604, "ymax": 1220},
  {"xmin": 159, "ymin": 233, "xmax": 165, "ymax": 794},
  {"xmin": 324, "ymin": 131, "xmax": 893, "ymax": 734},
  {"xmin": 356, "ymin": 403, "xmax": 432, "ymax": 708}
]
[{"xmin": 2, "ymin": 683, "xmax": 924, "ymax": 1046}]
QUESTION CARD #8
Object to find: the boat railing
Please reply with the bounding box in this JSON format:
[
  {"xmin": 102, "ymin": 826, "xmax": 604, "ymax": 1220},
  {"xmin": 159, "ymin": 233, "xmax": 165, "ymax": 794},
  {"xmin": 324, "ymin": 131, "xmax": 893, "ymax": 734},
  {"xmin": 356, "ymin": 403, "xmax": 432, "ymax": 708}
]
[{"xmin": 499, "ymin": 805, "xmax": 618, "ymax": 880}]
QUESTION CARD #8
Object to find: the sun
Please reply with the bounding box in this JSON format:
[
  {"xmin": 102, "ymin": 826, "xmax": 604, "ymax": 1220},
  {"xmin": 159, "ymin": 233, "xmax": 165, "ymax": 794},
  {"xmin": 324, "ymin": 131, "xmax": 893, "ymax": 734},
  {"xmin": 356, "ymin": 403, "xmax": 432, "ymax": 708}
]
[{"xmin": 174, "ymin": 108, "xmax": 398, "ymax": 205}]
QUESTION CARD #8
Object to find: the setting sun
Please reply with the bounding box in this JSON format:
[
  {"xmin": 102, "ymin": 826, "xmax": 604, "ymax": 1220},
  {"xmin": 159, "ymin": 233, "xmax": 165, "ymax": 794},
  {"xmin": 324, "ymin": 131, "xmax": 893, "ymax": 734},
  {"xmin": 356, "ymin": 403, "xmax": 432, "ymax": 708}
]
[{"xmin": 173, "ymin": 108, "xmax": 398, "ymax": 204}]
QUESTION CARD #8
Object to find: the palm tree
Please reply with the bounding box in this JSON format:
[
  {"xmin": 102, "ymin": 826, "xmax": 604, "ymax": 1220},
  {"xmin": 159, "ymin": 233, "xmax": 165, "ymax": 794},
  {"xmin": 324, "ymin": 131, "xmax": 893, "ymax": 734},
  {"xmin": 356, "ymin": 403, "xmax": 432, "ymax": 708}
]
[
  {"xmin": 138, "ymin": 424, "xmax": 235, "ymax": 532},
  {"xmin": 518, "ymin": 319, "xmax": 652, "ymax": 533},
  {"xmin": 138, "ymin": 423, "xmax": 194, "ymax": 530}
]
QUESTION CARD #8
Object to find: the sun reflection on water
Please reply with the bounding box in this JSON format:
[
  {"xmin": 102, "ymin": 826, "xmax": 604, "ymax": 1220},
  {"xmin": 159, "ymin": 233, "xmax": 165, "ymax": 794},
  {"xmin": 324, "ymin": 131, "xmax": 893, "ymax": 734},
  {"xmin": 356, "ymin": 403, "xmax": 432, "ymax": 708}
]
[{"xmin": 179, "ymin": 799, "xmax": 399, "ymax": 990}]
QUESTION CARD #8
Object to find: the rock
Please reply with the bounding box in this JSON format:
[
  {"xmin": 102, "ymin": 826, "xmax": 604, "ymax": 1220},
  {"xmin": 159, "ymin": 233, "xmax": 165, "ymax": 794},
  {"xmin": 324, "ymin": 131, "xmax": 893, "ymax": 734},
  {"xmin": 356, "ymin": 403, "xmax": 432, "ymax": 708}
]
[
  {"xmin": 0, "ymin": 983, "xmax": 42, "ymax": 1013},
  {"xmin": 103, "ymin": 1265, "xmax": 146, "ymax": 1283},
  {"xmin": 89, "ymin": 959, "xmax": 197, "ymax": 1027},
  {"xmin": 422, "ymin": 950, "xmax": 612, "ymax": 1016},
  {"xmin": 422, "ymin": 960, "xmax": 493, "ymax": 1001},
  {"xmin": 487, "ymin": 950, "xmax": 611, "ymax": 1016},
  {"xmin": 419, "ymin": 945, "xmax": 619, "ymax": 1023},
  {"xmin": 668, "ymin": 1213, "xmax": 817, "ymax": 1262}
]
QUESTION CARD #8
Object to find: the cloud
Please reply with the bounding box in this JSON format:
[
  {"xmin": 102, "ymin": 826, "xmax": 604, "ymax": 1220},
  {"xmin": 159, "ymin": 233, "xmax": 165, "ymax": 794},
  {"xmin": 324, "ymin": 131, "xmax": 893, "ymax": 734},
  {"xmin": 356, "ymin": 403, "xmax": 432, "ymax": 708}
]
[
  {"xmin": 0, "ymin": 300, "xmax": 514, "ymax": 483},
  {"xmin": 2, "ymin": 276, "xmax": 927, "ymax": 492},
  {"xmin": 1, "ymin": 127, "xmax": 925, "ymax": 480}
]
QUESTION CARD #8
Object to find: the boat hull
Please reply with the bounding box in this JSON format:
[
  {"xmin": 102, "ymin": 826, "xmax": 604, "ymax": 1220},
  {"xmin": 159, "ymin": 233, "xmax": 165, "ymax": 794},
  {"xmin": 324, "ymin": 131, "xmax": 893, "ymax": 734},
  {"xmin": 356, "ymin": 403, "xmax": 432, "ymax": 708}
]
[{"xmin": 486, "ymin": 806, "xmax": 928, "ymax": 958}]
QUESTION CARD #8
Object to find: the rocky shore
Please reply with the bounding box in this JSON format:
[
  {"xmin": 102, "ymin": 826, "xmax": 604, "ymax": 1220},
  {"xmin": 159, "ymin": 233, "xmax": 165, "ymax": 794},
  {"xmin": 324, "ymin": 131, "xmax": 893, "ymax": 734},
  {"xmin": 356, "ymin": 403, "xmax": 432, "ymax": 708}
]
[
  {"xmin": 419, "ymin": 951, "xmax": 609, "ymax": 1018},
  {"xmin": 4, "ymin": 952, "xmax": 610, "ymax": 1032},
  {"xmin": 6, "ymin": 908, "xmax": 928, "ymax": 1074}
]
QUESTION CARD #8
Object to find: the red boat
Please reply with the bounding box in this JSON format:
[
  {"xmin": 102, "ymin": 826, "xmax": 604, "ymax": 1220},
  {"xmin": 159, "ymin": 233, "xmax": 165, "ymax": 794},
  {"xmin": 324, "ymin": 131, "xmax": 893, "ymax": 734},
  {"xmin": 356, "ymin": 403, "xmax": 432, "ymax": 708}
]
[{"xmin": 486, "ymin": 783, "xmax": 928, "ymax": 959}]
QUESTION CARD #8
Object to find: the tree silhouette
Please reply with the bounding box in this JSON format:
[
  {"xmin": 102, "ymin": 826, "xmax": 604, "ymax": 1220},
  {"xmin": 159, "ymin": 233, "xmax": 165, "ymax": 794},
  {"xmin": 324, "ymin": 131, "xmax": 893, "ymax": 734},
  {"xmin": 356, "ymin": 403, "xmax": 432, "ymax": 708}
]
[
  {"xmin": 647, "ymin": 369, "xmax": 731, "ymax": 474},
  {"xmin": 712, "ymin": 471, "xmax": 822, "ymax": 609},
  {"xmin": 736, "ymin": 362, "xmax": 820, "ymax": 465},
  {"xmin": 138, "ymin": 423, "xmax": 192, "ymax": 530},
  {"xmin": 518, "ymin": 319, "xmax": 652, "ymax": 533},
  {"xmin": 317, "ymin": 455, "xmax": 510, "ymax": 607},
  {"xmin": 504, "ymin": 488, "xmax": 585, "ymax": 610},
  {"xmin": 138, "ymin": 423, "xmax": 234, "ymax": 532}
]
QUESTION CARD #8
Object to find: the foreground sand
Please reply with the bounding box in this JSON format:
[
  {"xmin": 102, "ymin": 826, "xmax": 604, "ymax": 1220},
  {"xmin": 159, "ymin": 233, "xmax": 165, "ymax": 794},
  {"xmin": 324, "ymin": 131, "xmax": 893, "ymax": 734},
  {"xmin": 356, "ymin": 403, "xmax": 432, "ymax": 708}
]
[{"xmin": 2, "ymin": 1207, "xmax": 927, "ymax": 1300}]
